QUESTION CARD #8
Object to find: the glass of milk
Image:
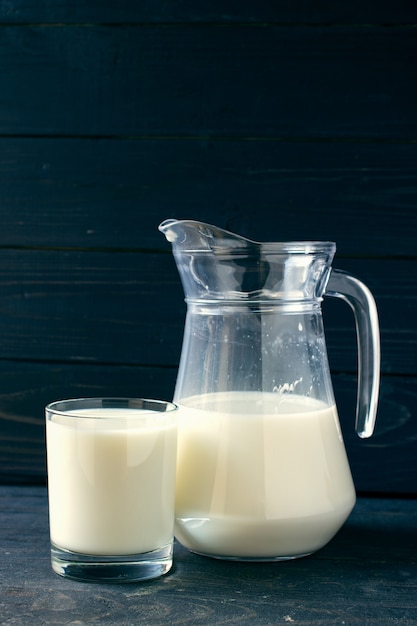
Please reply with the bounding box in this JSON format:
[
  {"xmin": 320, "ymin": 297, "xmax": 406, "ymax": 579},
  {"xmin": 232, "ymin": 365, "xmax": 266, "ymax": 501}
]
[{"xmin": 45, "ymin": 397, "xmax": 177, "ymax": 583}]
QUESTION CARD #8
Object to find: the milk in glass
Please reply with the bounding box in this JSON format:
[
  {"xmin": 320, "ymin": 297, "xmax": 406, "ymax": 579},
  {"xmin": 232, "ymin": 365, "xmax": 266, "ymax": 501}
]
[{"xmin": 47, "ymin": 408, "xmax": 177, "ymax": 555}]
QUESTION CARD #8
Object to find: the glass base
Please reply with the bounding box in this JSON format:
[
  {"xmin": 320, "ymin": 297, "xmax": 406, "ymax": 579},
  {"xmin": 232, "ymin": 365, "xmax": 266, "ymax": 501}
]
[{"xmin": 51, "ymin": 541, "xmax": 173, "ymax": 583}]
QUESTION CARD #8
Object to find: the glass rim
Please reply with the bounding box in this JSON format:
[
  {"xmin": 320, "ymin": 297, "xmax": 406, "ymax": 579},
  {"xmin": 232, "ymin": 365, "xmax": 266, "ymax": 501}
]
[{"xmin": 45, "ymin": 397, "xmax": 178, "ymax": 418}]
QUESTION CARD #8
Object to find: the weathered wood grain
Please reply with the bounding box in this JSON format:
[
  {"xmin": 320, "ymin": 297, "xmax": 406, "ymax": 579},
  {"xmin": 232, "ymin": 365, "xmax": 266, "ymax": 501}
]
[
  {"xmin": 1, "ymin": 487, "xmax": 416, "ymax": 625},
  {"xmin": 0, "ymin": 249, "xmax": 414, "ymax": 374},
  {"xmin": 0, "ymin": 138, "xmax": 416, "ymax": 256},
  {"xmin": 0, "ymin": 0, "xmax": 416, "ymax": 24},
  {"xmin": 0, "ymin": 0, "xmax": 415, "ymax": 495},
  {"xmin": 0, "ymin": 25, "xmax": 415, "ymax": 138}
]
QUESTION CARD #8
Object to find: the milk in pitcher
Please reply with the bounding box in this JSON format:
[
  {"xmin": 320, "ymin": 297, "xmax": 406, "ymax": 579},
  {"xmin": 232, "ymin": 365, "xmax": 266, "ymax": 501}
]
[{"xmin": 175, "ymin": 392, "xmax": 356, "ymax": 559}]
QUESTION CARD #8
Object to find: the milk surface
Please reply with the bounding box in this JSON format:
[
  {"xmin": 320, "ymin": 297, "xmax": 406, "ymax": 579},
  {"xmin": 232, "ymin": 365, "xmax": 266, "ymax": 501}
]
[
  {"xmin": 175, "ymin": 392, "xmax": 355, "ymax": 558},
  {"xmin": 46, "ymin": 408, "xmax": 177, "ymax": 555}
]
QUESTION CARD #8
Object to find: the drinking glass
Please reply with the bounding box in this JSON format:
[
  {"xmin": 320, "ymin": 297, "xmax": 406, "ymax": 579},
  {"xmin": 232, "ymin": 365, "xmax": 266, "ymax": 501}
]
[{"xmin": 45, "ymin": 398, "xmax": 177, "ymax": 583}]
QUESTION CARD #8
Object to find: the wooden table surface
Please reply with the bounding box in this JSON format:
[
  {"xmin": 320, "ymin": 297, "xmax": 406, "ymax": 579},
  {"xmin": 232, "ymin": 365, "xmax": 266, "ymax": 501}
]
[{"xmin": 1, "ymin": 486, "xmax": 416, "ymax": 625}]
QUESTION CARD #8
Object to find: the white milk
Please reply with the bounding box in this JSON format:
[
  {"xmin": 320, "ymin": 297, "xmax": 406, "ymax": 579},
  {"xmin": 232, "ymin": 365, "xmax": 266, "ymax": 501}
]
[
  {"xmin": 175, "ymin": 392, "xmax": 356, "ymax": 559},
  {"xmin": 46, "ymin": 408, "xmax": 177, "ymax": 555}
]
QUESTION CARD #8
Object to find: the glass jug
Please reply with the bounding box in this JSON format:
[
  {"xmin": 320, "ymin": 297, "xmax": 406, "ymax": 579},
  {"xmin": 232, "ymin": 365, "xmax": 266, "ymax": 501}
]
[{"xmin": 159, "ymin": 219, "xmax": 380, "ymax": 561}]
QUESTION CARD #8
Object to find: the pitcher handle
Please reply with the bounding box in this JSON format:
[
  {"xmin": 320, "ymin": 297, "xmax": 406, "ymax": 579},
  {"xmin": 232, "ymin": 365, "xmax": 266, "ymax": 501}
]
[{"xmin": 325, "ymin": 269, "xmax": 380, "ymax": 438}]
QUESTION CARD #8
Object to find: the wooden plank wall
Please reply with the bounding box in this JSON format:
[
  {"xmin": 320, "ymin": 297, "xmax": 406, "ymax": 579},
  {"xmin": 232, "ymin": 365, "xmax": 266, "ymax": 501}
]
[{"xmin": 0, "ymin": 1, "xmax": 416, "ymax": 493}]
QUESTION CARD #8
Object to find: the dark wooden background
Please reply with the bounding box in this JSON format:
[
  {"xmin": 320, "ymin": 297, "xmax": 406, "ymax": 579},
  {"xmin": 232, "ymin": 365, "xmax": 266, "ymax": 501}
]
[{"xmin": 0, "ymin": 1, "xmax": 416, "ymax": 494}]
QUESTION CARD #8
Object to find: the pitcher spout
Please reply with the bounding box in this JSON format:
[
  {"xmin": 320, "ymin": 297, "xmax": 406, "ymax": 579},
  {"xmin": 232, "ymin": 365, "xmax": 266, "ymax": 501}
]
[{"xmin": 158, "ymin": 218, "xmax": 253, "ymax": 252}]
